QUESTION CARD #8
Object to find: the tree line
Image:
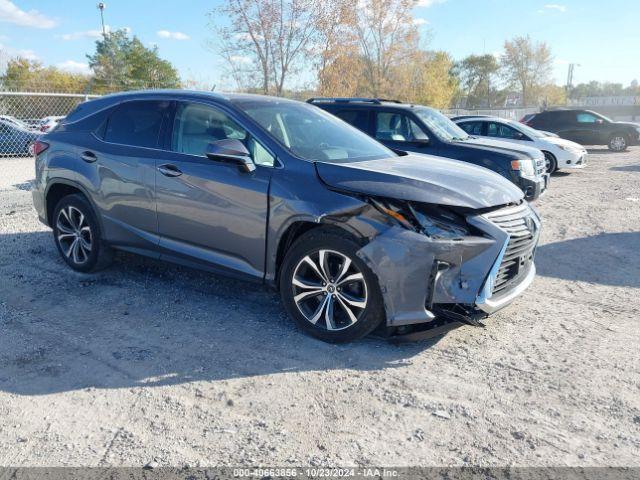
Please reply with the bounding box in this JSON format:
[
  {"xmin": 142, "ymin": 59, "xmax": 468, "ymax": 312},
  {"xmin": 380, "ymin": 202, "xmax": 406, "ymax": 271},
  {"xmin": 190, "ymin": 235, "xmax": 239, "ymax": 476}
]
[{"xmin": 1, "ymin": 0, "xmax": 638, "ymax": 109}]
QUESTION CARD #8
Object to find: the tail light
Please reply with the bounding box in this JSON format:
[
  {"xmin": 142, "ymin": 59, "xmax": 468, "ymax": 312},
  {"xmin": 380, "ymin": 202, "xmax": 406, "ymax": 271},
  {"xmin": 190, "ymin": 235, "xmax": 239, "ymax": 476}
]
[
  {"xmin": 32, "ymin": 140, "xmax": 50, "ymax": 156},
  {"xmin": 40, "ymin": 125, "xmax": 50, "ymax": 132}
]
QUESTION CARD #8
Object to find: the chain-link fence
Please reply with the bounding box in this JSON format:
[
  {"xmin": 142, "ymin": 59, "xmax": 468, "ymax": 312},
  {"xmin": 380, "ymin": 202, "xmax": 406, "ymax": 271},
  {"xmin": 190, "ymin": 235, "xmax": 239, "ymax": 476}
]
[
  {"xmin": 443, "ymin": 107, "xmax": 540, "ymax": 120},
  {"xmin": 0, "ymin": 91, "xmax": 100, "ymax": 157},
  {"xmin": 0, "ymin": 86, "xmax": 545, "ymax": 158}
]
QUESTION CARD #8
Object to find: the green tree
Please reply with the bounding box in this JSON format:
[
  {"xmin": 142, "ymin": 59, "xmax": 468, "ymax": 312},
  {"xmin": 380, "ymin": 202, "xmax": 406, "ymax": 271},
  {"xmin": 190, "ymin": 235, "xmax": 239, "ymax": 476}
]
[
  {"xmin": 87, "ymin": 29, "xmax": 181, "ymax": 92},
  {"xmin": 1, "ymin": 57, "xmax": 90, "ymax": 93},
  {"xmin": 501, "ymin": 36, "xmax": 553, "ymax": 106},
  {"xmin": 452, "ymin": 54, "xmax": 500, "ymax": 108},
  {"xmin": 401, "ymin": 51, "xmax": 458, "ymax": 108}
]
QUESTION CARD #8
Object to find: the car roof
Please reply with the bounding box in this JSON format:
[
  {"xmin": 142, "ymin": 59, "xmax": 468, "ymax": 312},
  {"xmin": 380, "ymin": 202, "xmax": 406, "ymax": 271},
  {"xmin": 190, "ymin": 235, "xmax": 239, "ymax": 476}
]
[
  {"xmin": 113, "ymin": 89, "xmax": 303, "ymax": 102},
  {"xmin": 64, "ymin": 89, "xmax": 304, "ymax": 123},
  {"xmin": 306, "ymin": 97, "xmax": 431, "ymax": 111},
  {"xmin": 455, "ymin": 116, "xmax": 508, "ymax": 123}
]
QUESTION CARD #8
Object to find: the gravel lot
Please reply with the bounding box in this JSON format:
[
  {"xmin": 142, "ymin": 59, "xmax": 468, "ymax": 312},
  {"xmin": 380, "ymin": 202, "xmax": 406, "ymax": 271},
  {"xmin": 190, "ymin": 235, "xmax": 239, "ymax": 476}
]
[{"xmin": 1, "ymin": 148, "xmax": 639, "ymax": 468}]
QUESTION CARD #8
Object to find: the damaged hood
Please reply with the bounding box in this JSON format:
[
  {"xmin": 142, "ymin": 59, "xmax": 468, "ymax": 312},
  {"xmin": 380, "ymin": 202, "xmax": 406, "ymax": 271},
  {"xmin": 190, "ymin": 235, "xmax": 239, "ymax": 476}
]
[{"xmin": 315, "ymin": 153, "xmax": 524, "ymax": 209}]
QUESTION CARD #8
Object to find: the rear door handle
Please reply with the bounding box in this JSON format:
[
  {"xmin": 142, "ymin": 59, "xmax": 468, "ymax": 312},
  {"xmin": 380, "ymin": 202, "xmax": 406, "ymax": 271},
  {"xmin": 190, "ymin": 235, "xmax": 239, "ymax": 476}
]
[
  {"xmin": 81, "ymin": 151, "xmax": 97, "ymax": 163},
  {"xmin": 158, "ymin": 164, "xmax": 183, "ymax": 177}
]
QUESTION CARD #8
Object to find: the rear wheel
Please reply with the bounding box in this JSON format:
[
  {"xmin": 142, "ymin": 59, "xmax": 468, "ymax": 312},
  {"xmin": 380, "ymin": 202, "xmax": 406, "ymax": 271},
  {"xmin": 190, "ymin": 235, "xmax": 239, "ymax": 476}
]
[
  {"xmin": 543, "ymin": 151, "xmax": 558, "ymax": 174},
  {"xmin": 279, "ymin": 230, "xmax": 385, "ymax": 343},
  {"xmin": 52, "ymin": 194, "xmax": 113, "ymax": 273},
  {"xmin": 608, "ymin": 134, "xmax": 628, "ymax": 152}
]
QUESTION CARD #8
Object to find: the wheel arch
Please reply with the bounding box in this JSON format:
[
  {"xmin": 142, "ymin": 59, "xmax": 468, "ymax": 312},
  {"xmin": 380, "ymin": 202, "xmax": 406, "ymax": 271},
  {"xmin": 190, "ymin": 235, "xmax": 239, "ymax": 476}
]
[
  {"xmin": 45, "ymin": 179, "xmax": 102, "ymax": 230},
  {"xmin": 271, "ymin": 219, "xmax": 370, "ymax": 289}
]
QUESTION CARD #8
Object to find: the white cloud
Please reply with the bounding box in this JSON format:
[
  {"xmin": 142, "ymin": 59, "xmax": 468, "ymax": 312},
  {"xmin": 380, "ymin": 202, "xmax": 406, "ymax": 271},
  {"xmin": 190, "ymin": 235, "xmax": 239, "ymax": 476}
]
[
  {"xmin": 56, "ymin": 60, "xmax": 91, "ymax": 75},
  {"xmin": 555, "ymin": 58, "xmax": 569, "ymax": 65},
  {"xmin": 230, "ymin": 55, "xmax": 252, "ymax": 64},
  {"xmin": 18, "ymin": 48, "xmax": 37, "ymax": 61},
  {"xmin": 0, "ymin": 0, "xmax": 56, "ymax": 28},
  {"xmin": 413, "ymin": 18, "xmax": 429, "ymax": 26},
  {"xmin": 0, "ymin": 42, "xmax": 38, "ymax": 61},
  {"xmin": 157, "ymin": 30, "xmax": 190, "ymax": 40},
  {"xmin": 542, "ymin": 4, "xmax": 567, "ymax": 12},
  {"xmin": 415, "ymin": 0, "xmax": 447, "ymax": 7},
  {"xmin": 59, "ymin": 29, "xmax": 106, "ymax": 41}
]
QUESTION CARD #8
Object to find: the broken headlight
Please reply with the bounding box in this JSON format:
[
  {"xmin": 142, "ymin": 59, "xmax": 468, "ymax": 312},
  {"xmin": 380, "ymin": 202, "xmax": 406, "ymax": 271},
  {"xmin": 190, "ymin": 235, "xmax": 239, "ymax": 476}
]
[{"xmin": 370, "ymin": 198, "xmax": 469, "ymax": 239}]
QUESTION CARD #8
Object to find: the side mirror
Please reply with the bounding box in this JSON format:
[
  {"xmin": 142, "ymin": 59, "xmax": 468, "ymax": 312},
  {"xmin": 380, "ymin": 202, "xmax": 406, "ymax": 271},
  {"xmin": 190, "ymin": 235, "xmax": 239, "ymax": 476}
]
[
  {"xmin": 595, "ymin": 118, "xmax": 604, "ymax": 124},
  {"xmin": 514, "ymin": 132, "xmax": 526, "ymax": 140},
  {"xmin": 205, "ymin": 139, "xmax": 255, "ymax": 173}
]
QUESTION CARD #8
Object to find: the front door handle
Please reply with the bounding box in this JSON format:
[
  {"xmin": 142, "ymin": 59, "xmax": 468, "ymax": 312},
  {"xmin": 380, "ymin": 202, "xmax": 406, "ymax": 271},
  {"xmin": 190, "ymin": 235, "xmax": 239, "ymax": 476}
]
[
  {"xmin": 81, "ymin": 151, "xmax": 97, "ymax": 163},
  {"xmin": 158, "ymin": 164, "xmax": 183, "ymax": 177}
]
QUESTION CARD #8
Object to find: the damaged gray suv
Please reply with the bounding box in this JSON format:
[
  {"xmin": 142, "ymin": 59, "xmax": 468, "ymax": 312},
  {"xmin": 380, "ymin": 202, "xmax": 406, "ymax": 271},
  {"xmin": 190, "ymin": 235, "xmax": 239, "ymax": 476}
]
[{"xmin": 32, "ymin": 91, "xmax": 541, "ymax": 342}]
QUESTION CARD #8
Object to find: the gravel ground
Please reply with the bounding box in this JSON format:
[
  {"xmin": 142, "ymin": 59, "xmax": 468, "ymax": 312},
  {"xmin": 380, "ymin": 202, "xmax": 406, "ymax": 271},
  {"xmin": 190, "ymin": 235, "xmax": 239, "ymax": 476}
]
[{"xmin": 0, "ymin": 148, "xmax": 639, "ymax": 468}]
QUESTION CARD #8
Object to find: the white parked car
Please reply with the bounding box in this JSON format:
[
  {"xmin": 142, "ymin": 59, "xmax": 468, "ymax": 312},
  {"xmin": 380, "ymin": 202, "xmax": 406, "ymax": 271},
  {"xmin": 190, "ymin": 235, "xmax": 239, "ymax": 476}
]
[
  {"xmin": 454, "ymin": 116, "xmax": 587, "ymax": 174},
  {"xmin": 39, "ymin": 116, "xmax": 65, "ymax": 133}
]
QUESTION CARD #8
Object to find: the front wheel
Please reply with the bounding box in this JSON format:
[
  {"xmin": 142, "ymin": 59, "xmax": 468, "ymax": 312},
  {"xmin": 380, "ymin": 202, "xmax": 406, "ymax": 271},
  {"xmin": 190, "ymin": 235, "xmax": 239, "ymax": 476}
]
[
  {"xmin": 608, "ymin": 134, "xmax": 628, "ymax": 152},
  {"xmin": 279, "ymin": 230, "xmax": 385, "ymax": 343},
  {"xmin": 543, "ymin": 151, "xmax": 558, "ymax": 174}
]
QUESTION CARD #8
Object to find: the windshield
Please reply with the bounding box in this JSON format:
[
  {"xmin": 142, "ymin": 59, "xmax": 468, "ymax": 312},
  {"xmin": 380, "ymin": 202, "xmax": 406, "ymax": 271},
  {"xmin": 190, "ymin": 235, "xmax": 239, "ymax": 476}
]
[
  {"xmin": 414, "ymin": 107, "xmax": 469, "ymax": 142},
  {"xmin": 232, "ymin": 99, "xmax": 395, "ymax": 163},
  {"xmin": 508, "ymin": 120, "xmax": 545, "ymax": 138}
]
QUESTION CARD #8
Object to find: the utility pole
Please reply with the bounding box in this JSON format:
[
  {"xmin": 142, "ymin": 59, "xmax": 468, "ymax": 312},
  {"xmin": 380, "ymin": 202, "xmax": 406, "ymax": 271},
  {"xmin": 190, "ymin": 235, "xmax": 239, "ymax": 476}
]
[
  {"xmin": 566, "ymin": 63, "xmax": 580, "ymax": 91},
  {"xmin": 97, "ymin": 3, "xmax": 106, "ymax": 37}
]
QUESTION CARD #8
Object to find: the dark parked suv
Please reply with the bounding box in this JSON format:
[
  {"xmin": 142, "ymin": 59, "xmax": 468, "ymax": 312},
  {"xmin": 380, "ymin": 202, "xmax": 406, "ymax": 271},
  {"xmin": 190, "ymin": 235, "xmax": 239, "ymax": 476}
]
[
  {"xmin": 32, "ymin": 90, "xmax": 541, "ymax": 342},
  {"xmin": 523, "ymin": 109, "xmax": 640, "ymax": 152},
  {"xmin": 309, "ymin": 98, "xmax": 549, "ymax": 201}
]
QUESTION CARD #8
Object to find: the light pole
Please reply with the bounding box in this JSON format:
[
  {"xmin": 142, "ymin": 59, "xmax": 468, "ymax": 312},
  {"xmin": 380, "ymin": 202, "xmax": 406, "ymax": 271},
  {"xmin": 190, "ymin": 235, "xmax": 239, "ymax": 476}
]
[{"xmin": 97, "ymin": 3, "xmax": 106, "ymax": 37}]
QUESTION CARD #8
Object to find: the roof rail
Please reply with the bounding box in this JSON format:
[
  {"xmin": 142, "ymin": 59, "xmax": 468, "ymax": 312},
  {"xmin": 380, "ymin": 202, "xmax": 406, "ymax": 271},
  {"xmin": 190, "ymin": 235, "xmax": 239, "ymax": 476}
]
[
  {"xmin": 375, "ymin": 98, "xmax": 403, "ymax": 104},
  {"xmin": 306, "ymin": 97, "xmax": 403, "ymax": 105}
]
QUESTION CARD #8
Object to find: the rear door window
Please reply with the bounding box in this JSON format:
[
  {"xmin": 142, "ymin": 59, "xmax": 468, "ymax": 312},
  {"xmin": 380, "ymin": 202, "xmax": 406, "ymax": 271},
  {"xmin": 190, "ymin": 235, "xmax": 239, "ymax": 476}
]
[
  {"xmin": 487, "ymin": 122, "xmax": 521, "ymax": 139},
  {"xmin": 458, "ymin": 121, "xmax": 483, "ymax": 135},
  {"xmin": 104, "ymin": 100, "xmax": 170, "ymax": 148},
  {"xmin": 334, "ymin": 110, "xmax": 370, "ymax": 133}
]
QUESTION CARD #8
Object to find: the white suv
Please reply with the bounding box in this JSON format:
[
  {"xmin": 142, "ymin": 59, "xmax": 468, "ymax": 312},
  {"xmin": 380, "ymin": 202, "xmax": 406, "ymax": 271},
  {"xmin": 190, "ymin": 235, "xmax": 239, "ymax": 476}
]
[{"xmin": 454, "ymin": 116, "xmax": 587, "ymax": 174}]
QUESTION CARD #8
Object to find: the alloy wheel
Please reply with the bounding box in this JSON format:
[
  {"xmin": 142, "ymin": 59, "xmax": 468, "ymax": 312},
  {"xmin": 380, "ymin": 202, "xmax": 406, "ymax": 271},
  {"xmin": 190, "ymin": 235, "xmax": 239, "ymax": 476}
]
[
  {"xmin": 56, "ymin": 205, "xmax": 93, "ymax": 265},
  {"xmin": 610, "ymin": 136, "xmax": 627, "ymax": 151},
  {"xmin": 291, "ymin": 249, "xmax": 368, "ymax": 331},
  {"xmin": 544, "ymin": 152, "xmax": 556, "ymax": 174}
]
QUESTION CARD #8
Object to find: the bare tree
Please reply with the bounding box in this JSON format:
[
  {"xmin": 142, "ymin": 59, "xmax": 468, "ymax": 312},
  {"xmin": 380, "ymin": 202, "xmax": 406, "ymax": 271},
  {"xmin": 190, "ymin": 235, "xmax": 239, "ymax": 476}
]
[
  {"xmin": 314, "ymin": 0, "xmax": 360, "ymax": 96},
  {"xmin": 208, "ymin": 0, "xmax": 321, "ymax": 95},
  {"xmin": 353, "ymin": 0, "xmax": 419, "ymax": 97},
  {"xmin": 501, "ymin": 36, "xmax": 553, "ymax": 106}
]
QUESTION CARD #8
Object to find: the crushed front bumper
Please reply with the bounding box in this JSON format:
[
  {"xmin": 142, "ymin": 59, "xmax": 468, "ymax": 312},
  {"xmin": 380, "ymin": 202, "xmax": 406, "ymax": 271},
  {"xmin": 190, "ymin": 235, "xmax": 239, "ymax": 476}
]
[{"xmin": 357, "ymin": 202, "xmax": 541, "ymax": 328}]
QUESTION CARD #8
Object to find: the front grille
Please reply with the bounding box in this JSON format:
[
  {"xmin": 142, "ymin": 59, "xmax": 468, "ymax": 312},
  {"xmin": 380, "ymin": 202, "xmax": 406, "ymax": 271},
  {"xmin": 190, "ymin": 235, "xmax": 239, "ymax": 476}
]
[{"xmin": 484, "ymin": 203, "xmax": 538, "ymax": 295}]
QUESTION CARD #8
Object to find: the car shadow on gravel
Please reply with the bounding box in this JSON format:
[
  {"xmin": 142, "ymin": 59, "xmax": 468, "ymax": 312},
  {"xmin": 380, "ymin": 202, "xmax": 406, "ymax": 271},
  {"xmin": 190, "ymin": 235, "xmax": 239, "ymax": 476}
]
[
  {"xmin": 610, "ymin": 164, "xmax": 640, "ymax": 172},
  {"xmin": 586, "ymin": 148, "xmax": 617, "ymax": 154},
  {"xmin": 536, "ymin": 232, "xmax": 640, "ymax": 288},
  {"xmin": 0, "ymin": 232, "xmax": 440, "ymax": 396}
]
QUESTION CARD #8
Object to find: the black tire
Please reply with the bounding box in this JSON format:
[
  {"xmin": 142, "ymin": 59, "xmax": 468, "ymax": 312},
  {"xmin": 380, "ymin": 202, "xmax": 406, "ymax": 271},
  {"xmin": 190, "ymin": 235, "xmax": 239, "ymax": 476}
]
[
  {"xmin": 543, "ymin": 151, "xmax": 558, "ymax": 174},
  {"xmin": 608, "ymin": 134, "xmax": 628, "ymax": 152},
  {"xmin": 52, "ymin": 194, "xmax": 113, "ymax": 273},
  {"xmin": 279, "ymin": 229, "xmax": 385, "ymax": 343}
]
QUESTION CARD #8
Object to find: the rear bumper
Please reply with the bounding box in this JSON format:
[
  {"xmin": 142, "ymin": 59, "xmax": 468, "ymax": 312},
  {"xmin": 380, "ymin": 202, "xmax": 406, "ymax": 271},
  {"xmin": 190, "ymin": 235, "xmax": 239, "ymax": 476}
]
[{"xmin": 32, "ymin": 188, "xmax": 47, "ymax": 226}]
